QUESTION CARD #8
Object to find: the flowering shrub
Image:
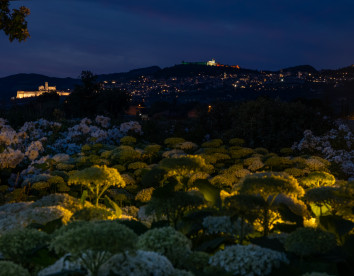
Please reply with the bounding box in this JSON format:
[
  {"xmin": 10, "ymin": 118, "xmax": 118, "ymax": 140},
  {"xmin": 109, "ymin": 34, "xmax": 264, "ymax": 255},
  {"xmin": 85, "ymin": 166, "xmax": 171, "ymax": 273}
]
[
  {"xmin": 293, "ymin": 123, "xmax": 354, "ymax": 178},
  {"xmin": 37, "ymin": 254, "xmax": 82, "ymax": 276},
  {"xmin": 120, "ymin": 121, "xmax": 142, "ymax": 135},
  {"xmin": 137, "ymin": 227, "xmax": 192, "ymax": 267},
  {"xmin": 99, "ymin": 250, "xmax": 175, "ymax": 276},
  {"xmin": 0, "ymin": 148, "xmax": 24, "ymax": 169},
  {"xmin": 209, "ymin": 244, "xmax": 289, "ymax": 276},
  {"xmin": 0, "ymin": 194, "xmax": 92, "ymax": 232},
  {"xmin": 202, "ymin": 216, "xmax": 234, "ymax": 234},
  {"xmin": 0, "ymin": 261, "xmax": 30, "ymax": 276},
  {"xmin": 164, "ymin": 137, "xmax": 186, "ymax": 148}
]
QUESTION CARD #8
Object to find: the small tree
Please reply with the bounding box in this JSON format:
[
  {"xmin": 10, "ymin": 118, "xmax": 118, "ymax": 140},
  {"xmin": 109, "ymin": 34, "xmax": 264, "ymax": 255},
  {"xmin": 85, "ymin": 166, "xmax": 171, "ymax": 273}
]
[
  {"xmin": 158, "ymin": 155, "xmax": 213, "ymax": 191},
  {"xmin": 300, "ymin": 171, "xmax": 336, "ymax": 189},
  {"xmin": 239, "ymin": 172, "xmax": 304, "ymax": 236},
  {"xmin": 68, "ymin": 165, "xmax": 125, "ymax": 206}
]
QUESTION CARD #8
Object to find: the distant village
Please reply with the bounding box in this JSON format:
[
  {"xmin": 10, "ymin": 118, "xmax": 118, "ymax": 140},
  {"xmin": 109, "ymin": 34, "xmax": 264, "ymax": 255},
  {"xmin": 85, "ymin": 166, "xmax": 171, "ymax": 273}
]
[{"xmin": 14, "ymin": 60, "xmax": 354, "ymax": 110}]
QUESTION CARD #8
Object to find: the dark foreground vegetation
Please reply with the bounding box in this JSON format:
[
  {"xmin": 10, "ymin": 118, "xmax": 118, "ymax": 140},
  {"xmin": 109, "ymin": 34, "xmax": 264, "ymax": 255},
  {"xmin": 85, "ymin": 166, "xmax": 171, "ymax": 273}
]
[{"xmin": 0, "ymin": 71, "xmax": 353, "ymax": 276}]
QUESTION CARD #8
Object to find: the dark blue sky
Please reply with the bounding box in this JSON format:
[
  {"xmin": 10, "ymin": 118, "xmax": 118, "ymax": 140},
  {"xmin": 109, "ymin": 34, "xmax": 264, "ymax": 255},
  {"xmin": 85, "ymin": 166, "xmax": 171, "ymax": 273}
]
[{"xmin": 1, "ymin": 0, "xmax": 354, "ymax": 77}]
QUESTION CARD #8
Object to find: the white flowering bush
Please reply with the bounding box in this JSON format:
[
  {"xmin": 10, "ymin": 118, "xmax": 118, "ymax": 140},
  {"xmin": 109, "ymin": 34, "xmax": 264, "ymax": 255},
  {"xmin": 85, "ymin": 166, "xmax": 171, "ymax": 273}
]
[
  {"xmin": 0, "ymin": 194, "xmax": 90, "ymax": 233},
  {"xmin": 120, "ymin": 121, "xmax": 143, "ymax": 135},
  {"xmin": 202, "ymin": 216, "xmax": 234, "ymax": 234},
  {"xmin": 209, "ymin": 244, "xmax": 289, "ymax": 276},
  {"xmin": 37, "ymin": 254, "xmax": 82, "ymax": 276},
  {"xmin": 293, "ymin": 122, "xmax": 354, "ymax": 178},
  {"xmin": 99, "ymin": 250, "xmax": 175, "ymax": 276},
  {"xmin": 137, "ymin": 227, "xmax": 192, "ymax": 267},
  {"xmin": 0, "ymin": 148, "xmax": 24, "ymax": 169}
]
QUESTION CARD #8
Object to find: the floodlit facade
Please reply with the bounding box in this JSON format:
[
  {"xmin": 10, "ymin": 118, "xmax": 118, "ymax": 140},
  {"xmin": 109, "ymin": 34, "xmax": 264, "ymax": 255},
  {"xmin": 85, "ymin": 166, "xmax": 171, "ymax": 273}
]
[{"xmin": 16, "ymin": 82, "xmax": 71, "ymax": 99}]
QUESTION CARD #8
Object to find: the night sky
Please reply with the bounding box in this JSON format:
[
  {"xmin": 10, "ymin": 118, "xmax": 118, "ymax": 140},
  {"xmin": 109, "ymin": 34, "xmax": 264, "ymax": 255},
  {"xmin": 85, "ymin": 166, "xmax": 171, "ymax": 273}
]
[{"xmin": 1, "ymin": 0, "xmax": 354, "ymax": 77}]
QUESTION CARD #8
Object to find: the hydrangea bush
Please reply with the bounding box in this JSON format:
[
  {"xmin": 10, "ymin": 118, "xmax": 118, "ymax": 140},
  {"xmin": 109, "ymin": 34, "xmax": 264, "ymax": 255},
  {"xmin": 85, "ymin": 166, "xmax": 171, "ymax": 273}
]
[{"xmin": 209, "ymin": 244, "xmax": 289, "ymax": 276}]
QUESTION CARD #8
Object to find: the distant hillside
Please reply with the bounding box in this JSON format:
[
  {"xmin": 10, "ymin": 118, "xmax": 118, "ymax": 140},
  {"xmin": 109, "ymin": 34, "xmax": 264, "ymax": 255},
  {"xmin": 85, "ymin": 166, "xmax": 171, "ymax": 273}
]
[
  {"xmin": 155, "ymin": 64, "xmax": 258, "ymax": 78},
  {"xmin": 0, "ymin": 66, "xmax": 161, "ymax": 100},
  {"xmin": 281, "ymin": 65, "xmax": 318, "ymax": 73},
  {"xmin": 96, "ymin": 66, "xmax": 161, "ymax": 82},
  {"xmin": 0, "ymin": 74, "xmax": 81, "ymax": 100}
]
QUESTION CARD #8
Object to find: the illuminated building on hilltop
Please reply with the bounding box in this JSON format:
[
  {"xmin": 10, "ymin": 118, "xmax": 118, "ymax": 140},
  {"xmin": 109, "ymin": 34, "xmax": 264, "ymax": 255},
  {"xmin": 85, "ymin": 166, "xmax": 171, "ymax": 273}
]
[
  {"xmin": 182, "ymin": 58, "xmax": 240, "ymax": 69},
  {"xmin": 16, "ymin": 82, "xmax": 71, "ymax": 99}
]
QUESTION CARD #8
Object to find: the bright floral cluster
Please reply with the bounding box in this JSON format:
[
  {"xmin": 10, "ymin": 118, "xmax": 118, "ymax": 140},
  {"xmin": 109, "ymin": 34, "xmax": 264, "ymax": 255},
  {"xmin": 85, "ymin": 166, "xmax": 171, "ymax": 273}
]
[
  {"xmin": 209, "ymin": 244, "xmax": 289, "ymax": 276},
  {"xmin": 293, "ymin": 122, "xmax": 354, "ymax": 179}
]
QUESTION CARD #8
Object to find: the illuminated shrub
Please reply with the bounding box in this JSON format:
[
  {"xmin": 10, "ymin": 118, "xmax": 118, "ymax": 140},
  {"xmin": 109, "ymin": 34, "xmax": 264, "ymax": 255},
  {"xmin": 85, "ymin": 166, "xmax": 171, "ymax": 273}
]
[
  {"xmin": 264, "ymin": 156, "xmax": 292, "ymax": 170},
  {"xmin": 305, "ymin": 157, "xmax": 330, "ymax": 171},
  {"xmin": 120, "ymin": 136, "xmax": 136, "ymax": 145},
  {"xmin": 177, "ymin": 141, "xmax": 198, "ymax": 152},
  {"xmin": 112, "ymin": 164, "xmax": 126, "ymax": 172},
  {"xmin": 210, "ymin": 174, "xmax": 234, "ymax": 189},
  {"xmin": 0, "ymin": 229, "xmax": 49, "ymax": 266},
  {"xmin": 202, "ymin": 146, "xmax": 228, "ymax": 154},
  {"xmin": 137, "ymin": 227, "xmax": 192, "ymax": 267},
  {"xmin": 201, "ymin": 153, "xmax": 230, "ymax": 165},
  {"xmin": 99, "ymin": 250, "xmax": 175, "ymax": 276},
  {"xmin": 135, "ymin": 187, "xmax": 155, "ymax": 203},
  {"xmin": 164, "ymin": 137, "xmax": 186, "ymax": 148},
  {"xmin": 229, "ymin": 138, "xmax": 245, "ymax": 146},
  {"xmin": 31, "ymin": 181, "xmax": 50, "ymax": 191},
  {"xmin": 243, "ymin": 156, "xmax": 264, "ymax": 171},
  {"xmin": 225, "ymin": 165, "xmax": 250, "ymax": 178},
  {"xmin": 56, "ymin": 162, "xmax": 75, "ymax": 171},
  {"xmin": 143, "ymin": 144, "xmax": 161, "ymax": 161},
  {"xmin": 209, "ymin": 244, "xmax": 288, "ymax": 276},
  {"xmin": 239, "ymin": 172, "xmax": 304, "ymax": 236},
  {"xmin": 71, "ymin": 206, "xmax": 118, "ymax": 221},
  {"xmin": 300, "ymin": 171, "xmax": 336, "ymax": 189},
  {"xmin": 111, "ymin": 145, "xmax": 141, "ymax": 164},
  {"xmin": 68, "ymin": 165, "xmax": 125, "ymax": 206},
  {"xmin": 284, "ymin": 227, "xmax": 337, "ymax": 256},
  {"xmin": 0, "ymin": 261, "xmax": 30, "ymax": 276},
  {"xmin": 201, "ymin": 139, "xmax": 223, "ymax": 148},
  {"xmin": 128, "ymin": 161, "xmax": 148, "ymax": 170},
  {"xmin": 51, "ymin": 221, "xmax": 137, "ymax": 276},
  {"xmin": 32, "ymin": 193, "xmax": 90, "ymax": 212},
  {"xmin": 284, "ymin": 168, "xmax": 307, "ymax": 177},
  {"xmin": 230, "ymin": 147, "xmax": 254, "ymax": 159},
  {"xmin": 162, "ymin": 149, "xmax": 186, "ymax": 158},
  {"xmin": 121, "ymin": 173, "xmax": 136, "ymax": 186}
]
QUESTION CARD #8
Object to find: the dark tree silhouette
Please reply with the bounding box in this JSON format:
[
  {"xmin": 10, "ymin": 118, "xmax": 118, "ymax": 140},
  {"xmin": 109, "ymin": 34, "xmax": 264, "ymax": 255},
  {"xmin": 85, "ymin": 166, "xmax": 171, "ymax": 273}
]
[{"xmin": 0, "ymin": 0, "xmax": 30, "ymax": 42}]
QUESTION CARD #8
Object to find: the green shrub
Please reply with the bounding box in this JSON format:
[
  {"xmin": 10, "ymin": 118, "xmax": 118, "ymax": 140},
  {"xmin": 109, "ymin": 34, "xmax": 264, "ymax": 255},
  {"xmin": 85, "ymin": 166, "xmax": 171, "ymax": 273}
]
[
  {"xmin": 51, "ymin": 221, "xmax": 137, "ymax": 276},
  {"xmin": 0, "ymin": 229, "xmax": 49, "ymax": 265},
  {"xmin": 284, "ymin": 227, "xmax": 337, "ymax": 256},
  {"xmin": 0, "ymin": 261, "xmax": 30, "ymax": 276}
]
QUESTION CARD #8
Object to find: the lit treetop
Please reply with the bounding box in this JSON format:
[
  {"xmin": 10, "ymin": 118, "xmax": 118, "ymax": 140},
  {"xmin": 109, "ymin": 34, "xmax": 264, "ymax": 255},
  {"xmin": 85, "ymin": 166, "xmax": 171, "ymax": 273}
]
[{"xmin": 68, "ymin": 165, "xmax": 125, "ymax": 206}]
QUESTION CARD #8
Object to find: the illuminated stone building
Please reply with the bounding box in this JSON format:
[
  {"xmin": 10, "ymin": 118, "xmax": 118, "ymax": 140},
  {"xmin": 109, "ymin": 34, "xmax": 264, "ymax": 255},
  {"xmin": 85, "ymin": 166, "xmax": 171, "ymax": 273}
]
[{"xmin": 16, "ymin": 82, "xmax": 71, "ymax": 99}]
